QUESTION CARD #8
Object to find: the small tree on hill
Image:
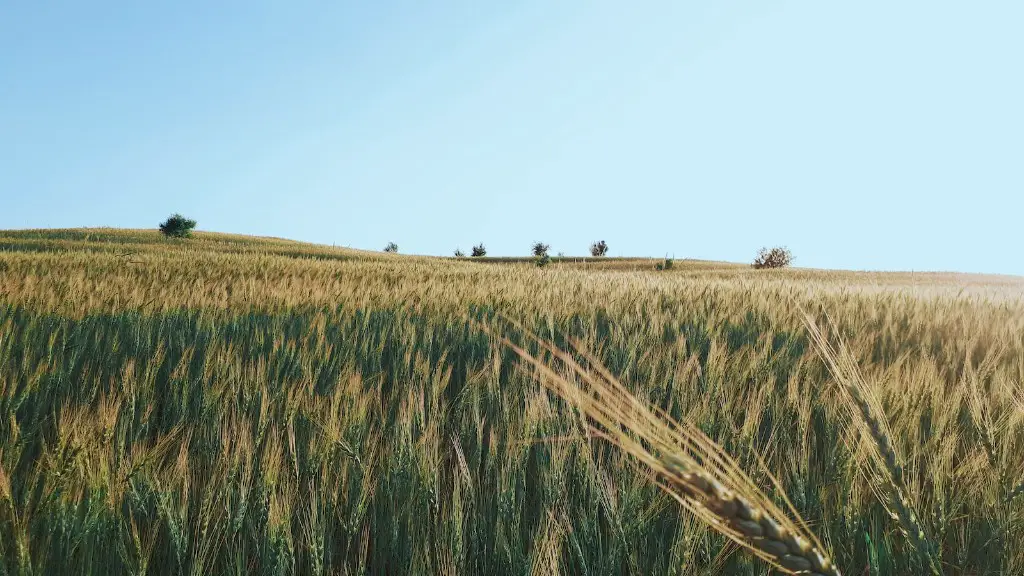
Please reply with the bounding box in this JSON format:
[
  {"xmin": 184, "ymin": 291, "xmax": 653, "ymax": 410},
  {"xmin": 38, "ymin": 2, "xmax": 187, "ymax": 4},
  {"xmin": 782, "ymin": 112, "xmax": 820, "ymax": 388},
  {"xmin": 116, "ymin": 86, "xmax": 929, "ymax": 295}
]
[
  {"xmin": 453, "ymin": 248, "xmax": 465, "ymax": 258},
  {"xmin": 471, "ymin": 244, "xmax": 487, "ymax": 257},
  {"xmin": 159, "ymin": 214, "xmax": 197, "ymax": 238},
  {"xmin": 383, "ymin": 242, "xmax": 398, "ymax": 253},
  {"xmin": 752, "ymin": 246, "xmax": 793, "ymax": 269},
  {"xmin": 531, "ymin": 242, "xmax": 550, "ymax": 257},
  {"xmin": 590, "ymin": 240, "xmax": 609, "ymax": 257}
]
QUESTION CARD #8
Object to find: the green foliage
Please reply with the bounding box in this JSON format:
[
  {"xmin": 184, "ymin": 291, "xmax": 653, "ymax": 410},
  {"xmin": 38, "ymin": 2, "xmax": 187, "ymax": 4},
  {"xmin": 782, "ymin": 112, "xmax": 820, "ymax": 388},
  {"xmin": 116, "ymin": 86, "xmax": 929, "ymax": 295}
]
[
  {"xmin": 531, "ymin": 242, "xmax": 550, "ymax": 257},
  {"xmin": 753, "ymin": 246, "xmax": 793, "ymax": 269},
  {"xmin": 655, "ymin": 256, "xmax": 674, "ymax": 271},
  {"xmin": 590, "ymin": 240, "xmax": 609, "ymax": 257},
  {"xmin": 384, "ymin": 242, "xmax": 399, "ymax": 253},
  {"xmin": 535, "ymin": 253, "xmax": 551, "ymax": 268},
  {"xmin": 471, "ymin": 243, "xmax": 487, "ymax": 257},
  {"xmin": 158, "ymin": 213, "xmax": 197, "ymax": 238},
  {"xmin": 453, "ymin": 248, "xmax": 465, "ymax": 258}
]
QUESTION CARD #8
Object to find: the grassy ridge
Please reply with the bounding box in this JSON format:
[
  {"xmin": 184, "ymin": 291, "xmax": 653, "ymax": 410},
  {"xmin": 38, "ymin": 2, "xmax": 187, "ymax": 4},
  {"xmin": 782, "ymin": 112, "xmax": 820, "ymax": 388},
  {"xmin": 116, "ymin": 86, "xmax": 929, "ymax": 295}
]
[{"xmin": 0, "ymin": 229, "xmax": 1022, "ymax": 574}]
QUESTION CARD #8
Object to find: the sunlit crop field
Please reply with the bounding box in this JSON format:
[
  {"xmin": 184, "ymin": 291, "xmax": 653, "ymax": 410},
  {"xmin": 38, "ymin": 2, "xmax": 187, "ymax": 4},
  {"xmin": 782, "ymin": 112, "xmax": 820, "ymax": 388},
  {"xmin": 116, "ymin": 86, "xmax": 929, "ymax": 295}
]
[{"xmin": 1, "ymin": 228, "xmax": 1022, "ymax": 575}]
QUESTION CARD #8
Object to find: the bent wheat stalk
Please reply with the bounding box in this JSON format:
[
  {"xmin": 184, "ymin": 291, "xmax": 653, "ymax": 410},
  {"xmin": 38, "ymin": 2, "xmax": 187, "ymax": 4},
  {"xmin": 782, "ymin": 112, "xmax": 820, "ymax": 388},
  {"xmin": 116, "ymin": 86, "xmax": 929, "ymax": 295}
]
[
  {"xmin": 486, "ymin": 321, "xmax": 841, "ymax": 576},
  {"xmin": 803, "ymin": 313, "xmax": 942, "ymax": 576}
]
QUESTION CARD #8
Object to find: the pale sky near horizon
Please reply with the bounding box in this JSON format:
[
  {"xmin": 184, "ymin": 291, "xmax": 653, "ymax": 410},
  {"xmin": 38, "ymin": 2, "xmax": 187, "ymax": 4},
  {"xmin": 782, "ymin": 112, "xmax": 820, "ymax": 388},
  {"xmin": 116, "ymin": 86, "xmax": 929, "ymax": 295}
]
[{"xmin": 2, "ymin": 1, "xmax": 1022, "ymax": 275}]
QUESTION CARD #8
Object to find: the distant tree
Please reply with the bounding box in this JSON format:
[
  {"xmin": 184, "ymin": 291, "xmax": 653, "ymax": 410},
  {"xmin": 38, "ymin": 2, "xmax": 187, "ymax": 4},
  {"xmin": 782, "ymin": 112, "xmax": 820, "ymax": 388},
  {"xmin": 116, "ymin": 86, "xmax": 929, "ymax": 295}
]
[
  {"xmin": 590, "ymin": 240, "xmax": 609, "ymax": 257},
  {"xmin": 383, "ymin": 242, "xmax": 398, "ymax": 253},
  {"xmin": 655, "ymin": 255, "xmax": 674, "ymax": 271},
  {"xmin": 752, "ymin": 246, "xmax": 793, "ymax": 269},
  {"xmin": 471, "ymin": 243, "xmax": 487, "ymax": 257},
  {"xmin": 453, "ymin": 248, "xmax": 465, "ymax": 258},
  {"xmin": 557, "ymin": 252, "xmax": 565, "ymax": 258},
  {"xmin": 159, "ymin": 214, "xmax": 197, "ymax": 238},
  {"xmin": 531, "ymin": 242, "xmax": 550, "ymax": 257}
]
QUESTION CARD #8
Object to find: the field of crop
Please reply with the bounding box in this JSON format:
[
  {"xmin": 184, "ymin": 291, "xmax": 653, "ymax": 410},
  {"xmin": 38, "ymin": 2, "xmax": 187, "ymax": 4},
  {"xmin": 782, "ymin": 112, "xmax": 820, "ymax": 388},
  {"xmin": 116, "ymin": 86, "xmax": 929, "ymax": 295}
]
[{"xmin": 1, "ymin": 228, "xmax": 1023, "ymax": 575}]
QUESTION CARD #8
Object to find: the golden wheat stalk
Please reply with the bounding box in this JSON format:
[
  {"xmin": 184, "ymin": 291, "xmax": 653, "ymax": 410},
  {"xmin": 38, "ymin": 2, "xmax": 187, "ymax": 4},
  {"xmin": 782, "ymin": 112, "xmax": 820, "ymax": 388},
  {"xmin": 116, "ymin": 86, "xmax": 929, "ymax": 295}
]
[
  {"xmin": 802, "ymin": 313, "xmax": 941, "ymax": 575},
  {"xmin": 484, "ymin": 320, "xmax": 841, "ymax": 576}
]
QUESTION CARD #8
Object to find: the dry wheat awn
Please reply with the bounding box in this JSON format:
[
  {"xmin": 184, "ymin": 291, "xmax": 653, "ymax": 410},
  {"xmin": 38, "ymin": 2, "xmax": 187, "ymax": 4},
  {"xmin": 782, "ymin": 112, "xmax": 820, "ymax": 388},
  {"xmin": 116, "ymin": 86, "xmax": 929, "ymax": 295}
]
[{"xmin": 487, "ymin": 319, "xmax": 842, "ymax": 575}]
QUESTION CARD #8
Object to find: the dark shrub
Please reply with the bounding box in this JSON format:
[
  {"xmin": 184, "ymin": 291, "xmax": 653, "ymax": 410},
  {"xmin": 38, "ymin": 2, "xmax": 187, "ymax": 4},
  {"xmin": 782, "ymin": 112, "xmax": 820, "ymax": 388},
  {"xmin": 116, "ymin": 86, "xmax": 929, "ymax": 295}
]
[
  {"xmin": 159, "ymin": 214, "xmax": 197, "ymax": 238},
  {"xmin": 471, "ymin": 244, "xmax": 487, "ymax": 257},
  {"xmin": 752, "ymin": 246, "xmax": 793, "ymax": 269},
  {"xmin": 590, "ymin": 240, "xmax": 609, "ymax": 257}
]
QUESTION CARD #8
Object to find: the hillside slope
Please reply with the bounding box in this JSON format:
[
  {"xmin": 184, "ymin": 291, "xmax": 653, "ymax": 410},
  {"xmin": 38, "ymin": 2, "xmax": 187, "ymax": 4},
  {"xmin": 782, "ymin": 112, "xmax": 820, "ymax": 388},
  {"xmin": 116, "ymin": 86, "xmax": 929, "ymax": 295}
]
[{"xmin": 1, "ymin": 228, "xmax": 1020, "ymax": 315}]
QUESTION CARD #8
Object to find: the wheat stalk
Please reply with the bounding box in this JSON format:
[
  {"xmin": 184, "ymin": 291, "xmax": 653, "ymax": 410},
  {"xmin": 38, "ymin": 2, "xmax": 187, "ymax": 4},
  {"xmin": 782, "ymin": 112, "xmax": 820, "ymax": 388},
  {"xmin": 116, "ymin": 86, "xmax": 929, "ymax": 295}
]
[
  {"xmin": 487, "ymin": 320, "xmax": 842, "ymax": 575},
  {"xmin": 803, "ymin": 313, "xmax": 942, "ymax": 575}
]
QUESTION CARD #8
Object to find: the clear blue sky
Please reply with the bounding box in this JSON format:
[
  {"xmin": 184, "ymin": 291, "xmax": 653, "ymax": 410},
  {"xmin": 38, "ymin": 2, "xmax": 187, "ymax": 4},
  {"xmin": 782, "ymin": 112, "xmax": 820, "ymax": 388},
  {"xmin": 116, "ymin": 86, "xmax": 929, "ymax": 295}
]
[{"xmin": 2, "ymin": 1, "xmax": 1021, "ymax": 274}]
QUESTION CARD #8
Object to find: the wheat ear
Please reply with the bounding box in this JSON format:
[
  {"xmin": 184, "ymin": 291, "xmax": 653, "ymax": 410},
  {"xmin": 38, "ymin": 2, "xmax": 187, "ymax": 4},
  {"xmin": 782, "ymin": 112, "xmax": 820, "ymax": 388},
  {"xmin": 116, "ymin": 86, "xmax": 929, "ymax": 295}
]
[
  {"xmin": 803, "ymin": 314, "xmax": 941, "ymax": 576},
  {"xmin": 485, "ymin": 320, "xmax": 842, "ymax": 576}
]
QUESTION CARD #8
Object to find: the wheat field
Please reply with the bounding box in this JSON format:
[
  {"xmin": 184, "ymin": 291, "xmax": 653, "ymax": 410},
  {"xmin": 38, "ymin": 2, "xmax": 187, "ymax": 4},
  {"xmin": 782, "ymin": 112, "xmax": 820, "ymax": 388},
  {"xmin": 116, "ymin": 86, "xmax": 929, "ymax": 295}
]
[{"xmin": 0, "ymin": 228, "xmax": 1023, "ymax": 575}]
